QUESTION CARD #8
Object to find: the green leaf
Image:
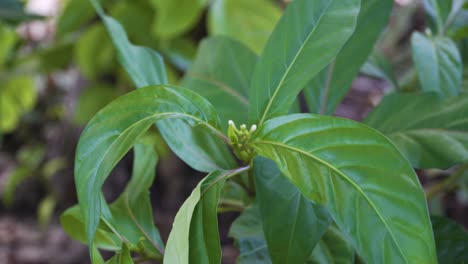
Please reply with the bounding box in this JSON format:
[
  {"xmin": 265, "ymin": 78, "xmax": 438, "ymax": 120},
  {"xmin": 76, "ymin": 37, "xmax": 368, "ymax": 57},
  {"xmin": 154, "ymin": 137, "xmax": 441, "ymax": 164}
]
[
  {"xmin": 252, "ymin": 114, "xmax": 437, "ymax": 263},
  {"xmin": 90, "ymin": 0, "xmax": 167, "ymax": 88},
  {"xmin": 0, "ymin": 0, "xmax": 43, "ymax": 25},
  {"xmin": 106, "ymin": 244, "xmax": 134, "ymax": 264},
  {"xmin": 208, "ymin": 0, "xmax": 281, "ymax": 54},
  {"xmin": 254, "ymin": 157, "xmax": 332, "ymax": 264},
  {"xmin": 74, "ymin": 84, "xmax": 119, "ymax": 125},
  {"xmin": 304, "ymin": 0, "xmax": 393, "ymax": 115},
  {"xmin": 0, "ymin": 76, "xmax": 37, "ymax": 132},
  {"xmin": 411, "ymin": 32, "xmax": 462, "ymax": 97},
  {"xmin": 74, "ymin": 85, "xmax": 225, "ymax": 252},
  {"xmin": 0, "ymin": 24, "xmax": 17, "ymax": 67},
  {"xmin": 182, "ymin": 36, "xmax": 257, "ymax": 131},
  {"xmin": 431, "ymin": 216, "xmax": 468, "ymax": 263},
  {"xmin": 364, "ymin": 92, "xmax": 468, "ymax": 169},
  {"xmin": 2, "ymin": 167, "xmax": 31, "ymax": 206},
  {"xmin": 90, "ymin": 0, "xmax": 237, "ymax": 172},
  {"xmin": 152, "ymin": 0, "xmax": 207, "ymax": 39},
  {"xmin": 249, "ymin": 0, "xmax": 360, "ymax": 125},
  {"xmin": 229, "ymin": 204, "xmax": 272, "ymax": 264},
  {"xmin": 164, "ymin": 167, "xmax": 249, "ymax": 264},
  {"xmin": 308, "ymin": 225, "xmax": 357, "ymax": 264},
  {"xmin": 56, "ymin": 0, "xmax": 95, "ymax": 39}
]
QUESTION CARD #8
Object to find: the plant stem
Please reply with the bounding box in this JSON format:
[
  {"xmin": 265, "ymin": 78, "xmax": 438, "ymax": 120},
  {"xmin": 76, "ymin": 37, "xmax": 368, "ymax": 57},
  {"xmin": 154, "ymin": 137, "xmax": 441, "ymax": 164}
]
[{"xmin": 425, "ymin": 164, "xmax": 468, "ymax": 200}]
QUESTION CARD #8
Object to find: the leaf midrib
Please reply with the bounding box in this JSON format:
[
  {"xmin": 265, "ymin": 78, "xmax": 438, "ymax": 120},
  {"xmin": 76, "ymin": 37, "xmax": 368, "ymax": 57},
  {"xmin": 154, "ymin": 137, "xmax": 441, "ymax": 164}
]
[
  {"xmin": 257, "ymin": 0, "xmax": 334, "ymax": 125},
  {"xmin": 253, "ymin": 140, "xmax": 408, "ymax": 263}
]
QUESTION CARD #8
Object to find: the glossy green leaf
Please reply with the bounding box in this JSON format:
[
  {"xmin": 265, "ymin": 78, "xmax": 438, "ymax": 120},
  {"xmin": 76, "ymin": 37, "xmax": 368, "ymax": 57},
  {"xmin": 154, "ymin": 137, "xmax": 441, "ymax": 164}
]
[
  {"xmin": 431, "ymin": 216, "xmax": 468, "ymax": 263},
  {"xmin": 208, "ymin": 0, "xmax": 281, "ymax": 54},
  {"xmin": 249, "ymin": 0, "xmax": 360, "ymax": 125},
  {"xmin": 252, "ymin": 114, "xmax": 437, "ymax": 263},
  {"xmin": 364, "ymin": 92, "xmax": 468, "ymax": 169},
  {"xmin": 165, "ymin": 167, "xmax": 249, "ymax": 264},
  {"xmin": 229, "ymin": 204, "xmax": 271, "ymax": 264},
  {"xmin": 308, "ymin": 225, "xmax": 357, "ymax": 264},
  {"xmin": 152, "ymin": 0, "xmax": 207, "ymax": 39},
  {"xmin": 0, "ymin": 76, "xmax": 37, "ymax": 132},
  {"xmin": 304, "ymin": 0, "xmax": 393, "ymax": 115},
  {"xmin": 182, "ymin": 36, "xmax": 257, "ymax": 131},
  {"xmin": 411, "ymin": 32, "xmax": 462, "ymax": 97},
  {"xmin": 90, "ymin": 0, "xmax": 167, "ymax": 88},
  {"xmin": 91, "ymin": 0, "xmax": 236, "ymax": 172},
  {"xmin": 254, "ymin": 157, "xmax": 332, "ymax": 264},
  {"xmin": 74, "ymin": 85, "xmax": 225, "ymax": 252}
]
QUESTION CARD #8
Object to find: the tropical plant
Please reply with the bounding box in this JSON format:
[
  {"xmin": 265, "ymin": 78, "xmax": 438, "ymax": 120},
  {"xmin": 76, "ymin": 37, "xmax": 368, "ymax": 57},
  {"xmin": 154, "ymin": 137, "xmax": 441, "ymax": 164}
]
[{"xmin": 61, "ymin": 0, "xmax": 468, "ymax": 263}]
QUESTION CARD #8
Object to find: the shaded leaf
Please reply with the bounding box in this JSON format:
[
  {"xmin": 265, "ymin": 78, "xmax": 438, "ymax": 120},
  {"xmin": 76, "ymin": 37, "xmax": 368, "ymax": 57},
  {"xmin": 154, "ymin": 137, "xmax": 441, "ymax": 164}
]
[
  {"xmin": 249, "ymin": 0, "xmax": 360, "ymax": 125},
  {"xmin": 254, "ymin": 157, "xmax": 332, "ymax": 264},
  {"xmin": 411, "ymin": 32, "xmax": 462, "ymax": 97},
  {"xmin": 208, "ymin": 0, "xmax": 281, "ymax": 54},
  {"xmin": 304, "ymin": 0, "xmax": 393, "ymax": 115},
  {"xmin": 252, "ymin": 114, "xmax": 437, "ymax": 263},
  {"xmin": 364, "ymin": 92, "xmax": 468, "ymax": 169},
  {"xmin": 308, "ymin": 225, "xmax": 357, "ymax": 264},
  {"xmin": 431, "ymin": 216, "xmax": 468, "ymax": 263},
  {"xmin": 182, "ymin": 36, "xmax": 256, "ymax": 131}
]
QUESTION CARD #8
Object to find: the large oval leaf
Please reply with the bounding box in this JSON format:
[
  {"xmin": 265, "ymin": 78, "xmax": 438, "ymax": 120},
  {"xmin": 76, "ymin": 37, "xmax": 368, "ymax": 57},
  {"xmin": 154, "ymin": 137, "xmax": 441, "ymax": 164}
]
[
  {"xmin": 182, "ymin": 36, "xmax": 257, "ymax": 131},
  {"xmin": 364, "ymin": 92, "xmax": 468, "ymax": 169},
  {"xmin": 304, "ymin": 0, "xmax": 393, "ymax": 115},
  {"xmin": 252, "ymin": 114, "xmax": 437, "ymax": 263},
  {"xmin": 75, "ymin": 85, "xmax": 225, "ymax": 252},
  {"xmin": 254, "ymin": 157, "xmax": 332, "ymax": 264},
  {"xmin": 411, "ymin": 32, "xmax": 462, "ymax": 97},
  {"xmin": 164, "ymin": 167, "xmax": 249, "ymax": 264},
  {"xmin": 248, "ymin": 0, "xmax": 360, "ymax": 125}
]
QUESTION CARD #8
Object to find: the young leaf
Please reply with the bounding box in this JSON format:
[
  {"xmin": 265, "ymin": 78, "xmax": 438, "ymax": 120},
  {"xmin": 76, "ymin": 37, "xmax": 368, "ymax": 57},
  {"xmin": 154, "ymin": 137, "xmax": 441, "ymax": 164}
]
[
  {"xmin": 252, "ymin": 114, "xmax": 437, "ymax": 263},
  {"xmin": 90, "ymin": 0, "xmax": 237, "ymax": 172},
  {"xmin": 164, "ymin": 167, "xmax": 249, "ymax": 264},
  {"xmin": 152, "ymin": 0, "xmax": 207, "ymax": 39},
  {"xmin": 208, "ymin": 0, "xmax": 281, "ymax": 54},
  {"xmin": 182, "ymin": 36, "xmax": 257, "ymax": 131},
  {"xmin": 249, "ymin": 0, "xmax": 360, "ymax": 125},
  {"xmin": 411, "ymin": 32, "xmax": 462, "ymax": 97},
  {"xmin": 431, "ymin": 216, "xmax": 468, "ymax": 263},
  {"xmin": 308, "ymin": 225, "xmax": 357, "ymax": 264},
  {"xmin": 74, "ymin": 85, "xmax": 226, "ymax": 254},
  {"xmin": 229, "ymin": 204, "xmax": 272, "ymax": 264},
  {"xmin": 254, "ymin": 157, "xmax": 332, "ymax": 264},
  {"xmin": 304, "ymin": 0, "xmax": 393, "ymax": 114},
  {"xmin": 364, "ymin": 92, "xmax": 468, "ymax": 169}
]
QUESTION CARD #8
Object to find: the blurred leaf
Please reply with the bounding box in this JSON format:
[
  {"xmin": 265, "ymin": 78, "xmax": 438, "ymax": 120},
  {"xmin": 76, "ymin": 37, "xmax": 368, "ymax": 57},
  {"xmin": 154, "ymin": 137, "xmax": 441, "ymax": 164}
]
[
  {"xmin": 304, "ymin": 0, "xmax": 393, "ymax": 115},
  {"xmin": 0, "ymin": 76, "xmax": 37, "ymax": 132},
  {"xmin": 2, "ymin": 167, "xmax": 31, "ymax": 206},
  {"xmin": 38, "ymin": 195, "xmax": 56, "ymax": 227},
  {"xmin": 0, "ymin": 24, "xmax": 17, "ymax": 67},
  {"xmin": 254, "ymin": 157, "xmax": 332, "ymax": 264},
  {"xmin": 74, "ymin": 84, "xmax": 119, "ymax": 125},
  {"xmin": 165, "ymin": 168, "xmax": 249, "ymax": 264},
  {"xmin": 308, "ymin": 225, "xmax": 357, "ymax": 263},
  {"xmin": 249, "ymin": 0, "xmax": 360, "ymax": 125},
  {"xmin": 219, "ymin": 180, "xmax": 251, "ymax": 212},
  {"xmin": 73, "ymin": 85, "xmax": 226, "ymax": 255},
  {"xmin": 252, "ymin": 114, "xmax": 437, "ymax": 263},
  {"xmin": 161, "ymin": 38, "xmax": 197, "ymax": 71},
  {"xmin": 17, "ymin": 144, "xmax": 45, "ymax": 168},
  {"xmin": 229, "ymin": 204, "xmax": 271, "ymax": 263},
  {"xmin": 182, "ymin": 36, "xmax": 256, "ymax": 131},
  {"xmin": 152, "ymin": 0, "xmax": 207, "ymax": 39},
  {"xmin": 431, "ymin": 216, "xmax": 468, "ymax": 263},
  {"xmin": 424, "ymin": 0, "xmax": 467, "ymax": 34},
  {"xmin": 56, "ymin": 0, "xmax": 95, "ymax": 38},
  {"xmin": 361, "ymin": 50, "xmax": 399, "ymax": 89},
  {"xmin": 38, "ymin": 43, "xmax": 74, "ymax": 73},
  {"xmin": 0, "ymin": 0, "xmax": 44, "ymax": 25},
  {"xmin": 411, "ymin": 32, "xmax": 462, "ymax": 97},
  {"xmin": 75, "ymin": 24, "xmax": 116, "ymax": 79},
  {"xmin": 208, "ymin": 0, "xmax": 281, "ymax": 54},
  {"xmin": 364, "ymin": 92, "xmax": 468, "ymax": 169},
  {"xmin": 41, "ymin": 157, "xmax": 67, "ymax": 180}
]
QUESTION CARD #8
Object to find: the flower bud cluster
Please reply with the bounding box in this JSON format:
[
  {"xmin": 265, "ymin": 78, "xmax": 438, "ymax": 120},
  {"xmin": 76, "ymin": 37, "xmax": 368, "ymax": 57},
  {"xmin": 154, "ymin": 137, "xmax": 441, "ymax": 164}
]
[{"xmin": 227, "ymin": 120, "xmax": 257, "ymax": 163}]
